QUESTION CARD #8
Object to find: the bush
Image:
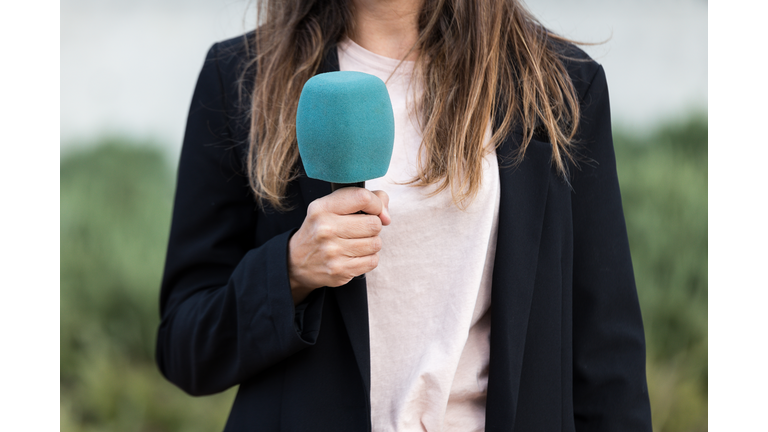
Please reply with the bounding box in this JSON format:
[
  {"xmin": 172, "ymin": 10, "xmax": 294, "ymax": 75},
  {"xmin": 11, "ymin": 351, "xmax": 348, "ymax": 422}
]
[
  {"xmin": 614, "ymin": 115, "xmax": 708, "ymax": 431},
  {"xmin": 60, "ymin": 141, "xmax": 235, "ymax": 432},
  {"xmin": 61, "ymin": 117, "xmax": 708, "ymax": 431}
]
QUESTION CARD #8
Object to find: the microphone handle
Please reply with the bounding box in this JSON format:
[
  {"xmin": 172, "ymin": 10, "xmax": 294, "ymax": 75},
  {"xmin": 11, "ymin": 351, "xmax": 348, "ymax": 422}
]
[
  {"xmin": 330, "ymin": 181, "xmax": 365, "ymax": 192},
  {"xmin": 330, "ymin": 181, "xmax": 368, "ymax": 280}
]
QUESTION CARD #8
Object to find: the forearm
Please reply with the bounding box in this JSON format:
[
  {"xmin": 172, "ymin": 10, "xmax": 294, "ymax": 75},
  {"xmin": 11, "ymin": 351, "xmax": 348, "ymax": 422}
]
[{"xmin": 157, "ymin": 231, "xmax": 321, "ymax": 396}]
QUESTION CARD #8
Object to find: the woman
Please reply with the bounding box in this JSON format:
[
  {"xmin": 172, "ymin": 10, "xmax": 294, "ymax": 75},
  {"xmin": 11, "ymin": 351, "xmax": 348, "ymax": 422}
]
[{"xmin": 156, "ymin": 0, "xmax": 653, "ymax": 430}]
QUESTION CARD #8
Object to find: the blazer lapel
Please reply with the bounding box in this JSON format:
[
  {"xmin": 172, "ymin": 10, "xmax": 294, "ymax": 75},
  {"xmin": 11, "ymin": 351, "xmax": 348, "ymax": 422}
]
[
  {"xmin": 296, "ymin": 169, "xmax": 372, "ymax": 398},
  {"xmin": 297, "ymin": 44, "xmax": 373, "ymax": 401},
  {"xmin": 332, "ymin": 276, "xmax": 372, "ymax": 398},
  {"xmin": 485, "ymin": 131, "xmax": 553, "ymax": 429},
  {"xmin": 298, "ymin": 46, "xmax": 553, "ymax": 422}
]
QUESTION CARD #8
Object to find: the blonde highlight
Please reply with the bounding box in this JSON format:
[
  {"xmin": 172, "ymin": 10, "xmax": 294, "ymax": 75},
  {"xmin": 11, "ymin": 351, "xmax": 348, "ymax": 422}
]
[{"xmin": 243, "ymin": 0, "xmax": 582, "ymax": 210}]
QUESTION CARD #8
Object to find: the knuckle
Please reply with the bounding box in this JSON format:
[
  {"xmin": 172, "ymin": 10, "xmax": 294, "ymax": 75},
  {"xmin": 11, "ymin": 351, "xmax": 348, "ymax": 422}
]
[
  {"xmin": 355, "ymin": 188, "xmax": 372, "ymax": 207},
  {"xmin": 315, "ymin": 222, "xmax": 333, "ymax": 240},
  {"xmin": 328, "ymin": 242, "xmax": 342, "ymax": 258},
  {"xmin": 368, "ymin": 254, "xmax": 380, "ymax": 270},
  {"xmin": 332, "ymin": 276, "xmax": 352, "ymax": 287},
  {"xmin": 326, "ymin": 260, "xmax": 341, "ymax": 277},
  {"xmin": 326, "ymin": 274, "xmax": 344, "ymax": 287},
  {"xmin": 368, "ymin": 217, "xmax": 383, "ymax": 233},
  {"xmin": 329, "ymin": 258, "xmax": 351, "ymax": 276},
  {"xmin": 317, "ymin": 242, "xmax": 334, "ymax": 259},
  {"xmin": 371, "ymin": 236, "xmax": 382, "ymax": 252},
  {"xmin": 307, "ymin": 200, "xmax": 322, "ymax": 216}
]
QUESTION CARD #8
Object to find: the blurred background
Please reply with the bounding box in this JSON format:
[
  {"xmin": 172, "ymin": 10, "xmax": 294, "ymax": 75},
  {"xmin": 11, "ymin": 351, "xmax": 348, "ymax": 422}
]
[{"xmin": 60, "ymin": 0, "xmax": 708, "ymax": 430}]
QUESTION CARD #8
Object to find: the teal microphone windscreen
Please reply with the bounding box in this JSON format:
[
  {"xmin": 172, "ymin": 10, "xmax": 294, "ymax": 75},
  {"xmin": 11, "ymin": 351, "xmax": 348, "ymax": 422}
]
[{"xmin": 296, "ymin": 71, "xmax": 395, "ymax": 184}]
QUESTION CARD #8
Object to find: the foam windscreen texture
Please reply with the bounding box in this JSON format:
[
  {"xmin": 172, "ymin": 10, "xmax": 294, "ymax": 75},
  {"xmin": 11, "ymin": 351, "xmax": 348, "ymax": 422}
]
[{"xmin": 296, "ymin": 71, "xmax": 395, "ymax": 184}]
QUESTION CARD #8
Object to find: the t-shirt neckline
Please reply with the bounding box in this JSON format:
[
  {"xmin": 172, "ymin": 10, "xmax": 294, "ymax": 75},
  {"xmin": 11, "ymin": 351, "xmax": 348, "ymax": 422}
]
[{"xmin": 338, "ymin": 37, "xmax": 415, "ymax": 76}]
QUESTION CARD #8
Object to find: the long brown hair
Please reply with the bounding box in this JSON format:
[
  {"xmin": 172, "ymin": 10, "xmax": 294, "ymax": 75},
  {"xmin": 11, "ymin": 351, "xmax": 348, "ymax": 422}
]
[{"xmin": 243, "ymin": 0, "xmax": 580, "ymax": 210}]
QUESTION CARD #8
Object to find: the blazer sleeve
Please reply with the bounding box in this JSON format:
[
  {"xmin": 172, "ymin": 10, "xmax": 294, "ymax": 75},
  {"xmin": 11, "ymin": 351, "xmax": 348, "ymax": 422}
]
[
  {"xmin": 569, "ymin": 65, "xmax": 653, "ymax": 430},
  {"xmin": 155, "ymin": 43, "xmax": 321, "ymax": 396}
]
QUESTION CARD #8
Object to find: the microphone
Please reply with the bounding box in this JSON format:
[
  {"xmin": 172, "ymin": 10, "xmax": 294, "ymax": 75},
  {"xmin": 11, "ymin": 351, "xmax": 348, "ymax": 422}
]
[{"xmin": 296, "ymin": 71, "xmax": 395, "ymax": 192}]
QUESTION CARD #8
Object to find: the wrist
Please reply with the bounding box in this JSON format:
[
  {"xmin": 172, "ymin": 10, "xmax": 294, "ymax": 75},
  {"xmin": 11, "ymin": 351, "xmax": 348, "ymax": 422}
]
[{"xmin": 287, "ymin": 231, "xmax": 317, "ymax": 305}]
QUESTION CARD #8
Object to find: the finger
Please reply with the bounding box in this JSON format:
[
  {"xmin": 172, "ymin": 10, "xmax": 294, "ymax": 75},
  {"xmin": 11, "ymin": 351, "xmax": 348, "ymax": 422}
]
[
  {"xmin": 333, "ymin": 214, "xmax": 383, "ymax": 239},
  {"xmin": 340, "ymin": 236, "xmax": 382, "ymax": 258},
  {"xmin": 371, "ymin": 190, "xmax": 391, "ymax": 226},
  {"xmin": 324, "ymin": 187, "xmax": 384, "ymax": 216},
  {"xmin": 323, "ymin": 253, "xmax": 380, "ymax": 286},
  {"xmin": 344, "ymin": 254, "xmax": 380, "ymax": 276}
]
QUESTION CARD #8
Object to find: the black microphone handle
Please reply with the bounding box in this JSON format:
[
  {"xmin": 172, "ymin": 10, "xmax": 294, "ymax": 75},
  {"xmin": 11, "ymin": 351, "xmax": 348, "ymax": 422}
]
[
  {"xmin": 330, "ymin": 181, "xmax": 365, "ymax": 192},
  {"xmin": 330, "ymin": 181, "xmax": 368, "ymax": 280}
]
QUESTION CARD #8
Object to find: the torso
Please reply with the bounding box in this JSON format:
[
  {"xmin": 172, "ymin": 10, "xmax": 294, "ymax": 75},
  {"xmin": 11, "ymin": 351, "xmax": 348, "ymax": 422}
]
[{"xmin": 338, "ymin": 37, "xmax": 500, "ymax": 432}]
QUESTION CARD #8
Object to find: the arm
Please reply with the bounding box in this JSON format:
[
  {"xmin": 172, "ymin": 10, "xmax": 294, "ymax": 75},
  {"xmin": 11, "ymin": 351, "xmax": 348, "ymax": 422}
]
[
  {"xmin": 569, "ymin": 65, "xmax": 653, "ymax": 430},
  {"xmin": 155, "ymin": 43, "xmax": 320, "ymax": 396},
  {"xmin": 155, "ymin": 42, "xmax": 390, "ymax": 396}
]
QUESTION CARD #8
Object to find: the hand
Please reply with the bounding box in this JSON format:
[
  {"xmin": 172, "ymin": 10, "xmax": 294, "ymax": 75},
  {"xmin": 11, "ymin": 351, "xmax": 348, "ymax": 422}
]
[{"xmin": 288, "ymin": 187, "xmax": 391, "ymax": 304}]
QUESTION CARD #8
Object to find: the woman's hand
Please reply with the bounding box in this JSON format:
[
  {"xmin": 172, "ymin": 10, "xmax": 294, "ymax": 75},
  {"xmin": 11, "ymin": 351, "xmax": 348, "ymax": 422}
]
[{"xmin": 288, "ymin": 187, "xmax": 391, "ymax": 304}]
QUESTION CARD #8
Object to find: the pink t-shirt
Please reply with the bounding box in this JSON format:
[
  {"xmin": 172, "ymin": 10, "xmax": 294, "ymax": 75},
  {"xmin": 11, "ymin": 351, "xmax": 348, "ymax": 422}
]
[{"xmin": 337, "ymin": 38, "xmax": 501, "ymax": 432}]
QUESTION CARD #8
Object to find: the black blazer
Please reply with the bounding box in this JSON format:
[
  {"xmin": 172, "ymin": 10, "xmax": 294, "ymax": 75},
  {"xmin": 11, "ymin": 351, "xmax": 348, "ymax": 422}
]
[{"xmin": 156, "ymin": 34, "xmax": 652, "ymax": 431}]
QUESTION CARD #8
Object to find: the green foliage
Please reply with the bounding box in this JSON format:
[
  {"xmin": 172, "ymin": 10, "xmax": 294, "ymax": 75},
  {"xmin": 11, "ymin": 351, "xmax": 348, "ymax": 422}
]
[
  {"xmin": 61, "ymin": 140, "xmax": 235, "ymax": 432},
  {"xmin": 614, "ymin": 115, "xmax": 708, "ymax": 432},
  {"xmin": 61, "ymin": 118, "xmax": 708, "ymax": 431}
]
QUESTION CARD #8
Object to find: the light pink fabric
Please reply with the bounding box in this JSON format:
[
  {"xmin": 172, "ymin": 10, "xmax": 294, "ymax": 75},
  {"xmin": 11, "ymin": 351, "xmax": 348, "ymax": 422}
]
[{"xmin": 338, "ymin": 38, "xmax": 500, "ymax": 432}]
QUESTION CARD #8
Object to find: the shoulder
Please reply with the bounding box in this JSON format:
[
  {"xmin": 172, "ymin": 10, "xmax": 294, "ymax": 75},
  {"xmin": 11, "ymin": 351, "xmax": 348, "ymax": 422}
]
[
  {"xmin": 191, "ymin": 32, "xmax": 256, "ymax": 151},
  {"xmin": 199, "ymin": 32, "xmax": 256, "ymax": 97},
  {"xmin": 550, "ymin": 40, "xmax": 605, "ymax": 102},
  {"xmin": 207, "ymin": 32, "xmax": 255, "ymax": 76}
]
